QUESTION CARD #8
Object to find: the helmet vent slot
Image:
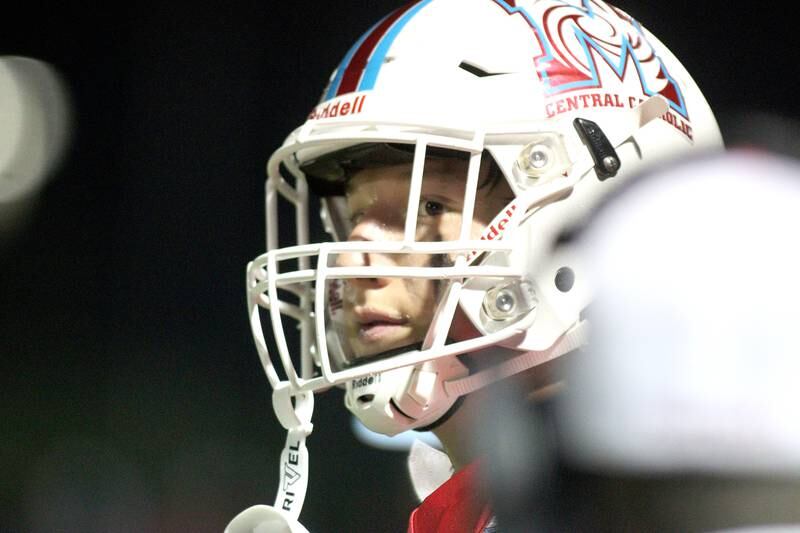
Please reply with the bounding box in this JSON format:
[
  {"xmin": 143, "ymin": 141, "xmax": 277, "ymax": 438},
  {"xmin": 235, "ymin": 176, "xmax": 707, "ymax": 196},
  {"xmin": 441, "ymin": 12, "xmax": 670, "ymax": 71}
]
[{"xmin": 458, "ymin": 61, "xmax": 504, "ymax": 78}]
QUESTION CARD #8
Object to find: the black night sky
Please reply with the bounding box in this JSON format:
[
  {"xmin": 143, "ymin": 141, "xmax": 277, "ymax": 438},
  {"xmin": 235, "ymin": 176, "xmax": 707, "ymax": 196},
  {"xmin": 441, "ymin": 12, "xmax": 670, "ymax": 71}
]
[{"xmin": 2, "ymin": 2, "xmax": 798, "ymax": 532}]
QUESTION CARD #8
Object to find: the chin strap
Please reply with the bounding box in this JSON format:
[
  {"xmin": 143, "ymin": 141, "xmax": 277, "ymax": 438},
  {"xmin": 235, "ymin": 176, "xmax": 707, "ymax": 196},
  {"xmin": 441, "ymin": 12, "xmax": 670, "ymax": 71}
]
[
  {"xmin": 443, "ymin": 320, "xmax": 588, "ymax": 399},
  {"xmin": 274, "ymin": 427, "xmax": 311, "ymax": 519},
  {"xmin": 226, "ymin": 387, "xmax": 314, "ymax": 533}
]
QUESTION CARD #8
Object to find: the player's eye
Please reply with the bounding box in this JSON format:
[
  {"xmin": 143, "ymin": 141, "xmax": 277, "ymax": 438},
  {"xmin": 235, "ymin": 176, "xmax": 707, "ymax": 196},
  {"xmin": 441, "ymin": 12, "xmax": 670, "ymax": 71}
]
[
  {"xmin": 348, "ymin": 210, "xmax": 365, "ymax": 225},
  {"xmin": 421, "ymin": 199, "xmax": 445, "ymax": 216}
]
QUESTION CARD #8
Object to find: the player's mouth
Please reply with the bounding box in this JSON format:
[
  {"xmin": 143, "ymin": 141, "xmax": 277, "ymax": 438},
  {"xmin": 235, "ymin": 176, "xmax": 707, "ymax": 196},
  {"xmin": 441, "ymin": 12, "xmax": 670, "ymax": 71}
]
[{"xmin": 355, "ymin": 308, "xmax": 409, "ymax": 342}]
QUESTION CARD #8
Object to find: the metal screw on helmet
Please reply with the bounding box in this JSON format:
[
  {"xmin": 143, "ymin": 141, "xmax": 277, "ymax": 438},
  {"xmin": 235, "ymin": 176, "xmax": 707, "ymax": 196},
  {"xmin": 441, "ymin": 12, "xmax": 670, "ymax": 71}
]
[
  {"xmin": 529, "ymin": 146, "xmax": 550, "ymax": 169},
  {"xmin": 482, "ymin": 280, "xmax": 538, "ymax": 330},
  {"xmin": 602, "ymin": 155, "xmax": 620, "ymax": 175},
  {"xmin": 513, "ymin": 134, "xmax": 572, "ymax": 188},
  {"xmin": 495, "ymin": 289, "xmax": 516, "ymax": 313}
]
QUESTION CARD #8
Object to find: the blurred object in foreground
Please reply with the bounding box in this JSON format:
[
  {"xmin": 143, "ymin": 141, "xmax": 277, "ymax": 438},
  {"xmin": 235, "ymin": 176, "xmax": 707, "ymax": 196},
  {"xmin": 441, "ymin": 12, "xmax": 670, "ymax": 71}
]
[
  {"xmin": 0, "ymin": 56, "xmax": 72, "ymax": 240},
  {"xmin": 480, "ymin": 148, "xmax": 800, "ymax": 532},
  {"xmin": 351, "ymin": 415, "xmax": 442, "ymax": 452},
  {"xmin": 564, "ymin": 150, "xmax": 800, "ymax": 476},
  {"xmin": 720, "ymin": 110, "xmax": 800, "ymax": 159}
]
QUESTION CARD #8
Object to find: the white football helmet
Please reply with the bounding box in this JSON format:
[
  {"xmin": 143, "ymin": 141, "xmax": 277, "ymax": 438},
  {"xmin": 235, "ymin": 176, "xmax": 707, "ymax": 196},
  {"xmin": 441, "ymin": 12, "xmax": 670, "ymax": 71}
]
[{"xmin": 233, "ymin": 1, "xmax": 722, "ymax": 529}]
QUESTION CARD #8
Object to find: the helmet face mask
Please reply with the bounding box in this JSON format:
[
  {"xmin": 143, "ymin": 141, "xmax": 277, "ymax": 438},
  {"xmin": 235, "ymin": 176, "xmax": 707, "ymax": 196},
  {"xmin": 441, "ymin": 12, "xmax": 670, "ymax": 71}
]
[
  {"xmin": 323, "ymin": 149, "xmax": 517, "ymax": 365},
  {"xmin": 250, "ymin": 139, "xmax": 532, "ymax": 397},
  {"xmin": 247, "ymin": 0, "xmax": 723, "ymax": 437}
]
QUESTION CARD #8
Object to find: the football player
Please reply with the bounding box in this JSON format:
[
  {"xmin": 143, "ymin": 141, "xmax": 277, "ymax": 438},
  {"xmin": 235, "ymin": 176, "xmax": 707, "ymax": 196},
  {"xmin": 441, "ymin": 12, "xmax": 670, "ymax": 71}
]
[{"xmin": 228, "ymin": 1, "xmax": 723, "ymax": 531}]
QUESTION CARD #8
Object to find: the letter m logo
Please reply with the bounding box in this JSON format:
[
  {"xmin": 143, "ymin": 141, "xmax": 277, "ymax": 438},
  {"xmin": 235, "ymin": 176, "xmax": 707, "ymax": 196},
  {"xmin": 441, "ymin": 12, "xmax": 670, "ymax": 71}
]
[{"xmin": 491, "ymin": 0, "xmax": 689, "ymax": 119}]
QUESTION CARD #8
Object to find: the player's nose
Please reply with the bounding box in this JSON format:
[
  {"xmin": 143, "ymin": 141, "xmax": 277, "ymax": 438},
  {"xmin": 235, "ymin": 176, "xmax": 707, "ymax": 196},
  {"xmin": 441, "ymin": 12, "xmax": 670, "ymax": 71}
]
[{"xmin": 335, "ymin": 216, "xmax": 400, "ymax": 288}]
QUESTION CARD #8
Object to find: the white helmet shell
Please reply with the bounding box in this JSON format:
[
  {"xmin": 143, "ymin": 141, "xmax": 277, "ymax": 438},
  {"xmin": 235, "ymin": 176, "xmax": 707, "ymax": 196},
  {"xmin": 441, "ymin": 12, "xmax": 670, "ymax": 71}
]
[{"xmin": 248, "ymin": 0, "xmax": 723, "ymax": 436}]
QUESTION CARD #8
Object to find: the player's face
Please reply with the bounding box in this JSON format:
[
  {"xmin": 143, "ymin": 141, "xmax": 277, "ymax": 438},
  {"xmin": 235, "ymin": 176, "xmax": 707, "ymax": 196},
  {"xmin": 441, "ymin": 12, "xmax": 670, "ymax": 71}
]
[{"xmin": 334, "ymin": 156, "xmax": 512, "ymax": 363}]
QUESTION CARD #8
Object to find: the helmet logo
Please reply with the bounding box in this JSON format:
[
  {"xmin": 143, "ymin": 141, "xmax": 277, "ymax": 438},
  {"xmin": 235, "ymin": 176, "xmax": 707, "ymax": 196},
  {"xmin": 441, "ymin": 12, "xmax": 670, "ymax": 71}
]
[
  {"xmin": 308, "ymin": 94, "xmax": 367, "ymax": 121},
  {"xmin": 351, "ymin": 374, "xmax": 381, "ymax": 389},
  {"xmin": 283, "ymin": 462, "xmax": 301, "ymax": 491},
  {"xmin": 492, "ymin": 0, "xmax": 693, "ymax": 139}
]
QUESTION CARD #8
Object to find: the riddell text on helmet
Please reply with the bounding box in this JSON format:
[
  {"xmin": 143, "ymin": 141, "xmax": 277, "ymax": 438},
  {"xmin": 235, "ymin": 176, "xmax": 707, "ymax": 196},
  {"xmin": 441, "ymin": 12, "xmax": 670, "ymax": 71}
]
[{"xmin": 308, "ymin": 94, "xmax": 367, "ymax": 121}]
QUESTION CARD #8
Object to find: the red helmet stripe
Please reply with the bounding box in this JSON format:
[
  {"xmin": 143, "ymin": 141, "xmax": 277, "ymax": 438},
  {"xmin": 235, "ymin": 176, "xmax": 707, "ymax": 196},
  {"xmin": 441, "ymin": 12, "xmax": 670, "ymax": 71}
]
[{"xmin": 336, "ymin": 1, "xmax": 422, "ymax": 96}]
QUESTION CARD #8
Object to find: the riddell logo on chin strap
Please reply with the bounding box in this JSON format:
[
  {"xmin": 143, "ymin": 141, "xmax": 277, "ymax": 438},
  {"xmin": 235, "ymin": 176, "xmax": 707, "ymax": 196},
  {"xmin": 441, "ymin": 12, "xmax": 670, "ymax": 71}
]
[
  {"xmin": 467, "ymin": 203, "xmax": 519, "ymax": 263},
  {"xmin": 307, "ymin": 94, "xmax": 367, "ymax": 121}
]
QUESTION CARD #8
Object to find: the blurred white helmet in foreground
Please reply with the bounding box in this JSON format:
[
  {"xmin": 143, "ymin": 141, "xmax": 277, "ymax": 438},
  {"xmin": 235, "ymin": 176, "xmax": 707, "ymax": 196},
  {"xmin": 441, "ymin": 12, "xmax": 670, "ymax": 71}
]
[{"xmin": 559, "ymin": 148, "xmax": 800, "ymax": 476}]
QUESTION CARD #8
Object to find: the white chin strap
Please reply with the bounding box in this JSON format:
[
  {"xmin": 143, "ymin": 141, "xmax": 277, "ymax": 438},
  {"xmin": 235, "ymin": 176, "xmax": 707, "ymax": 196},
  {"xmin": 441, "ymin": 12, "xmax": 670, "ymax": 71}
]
[
  {"xmin": 444, "ymin": 320, "xmax": 588, "ymax": 399},
  {"xmin": 226, "ymin": 388, "xmax": 313, "ymax": 533}
]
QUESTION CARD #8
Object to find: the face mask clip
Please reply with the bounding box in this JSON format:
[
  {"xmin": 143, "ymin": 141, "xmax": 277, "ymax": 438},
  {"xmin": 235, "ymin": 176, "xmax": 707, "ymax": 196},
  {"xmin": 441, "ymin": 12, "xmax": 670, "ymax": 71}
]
[{"xmin": 573, "ymin": 117, "xmax": 621, "ymax": 180}]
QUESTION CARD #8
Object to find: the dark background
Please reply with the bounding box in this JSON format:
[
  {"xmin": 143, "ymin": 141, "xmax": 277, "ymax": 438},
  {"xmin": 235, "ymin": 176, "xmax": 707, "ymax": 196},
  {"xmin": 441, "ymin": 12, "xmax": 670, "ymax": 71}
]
[{"xmin": 2, "ymin": 2, "xmax": 797, "ymax": 532}]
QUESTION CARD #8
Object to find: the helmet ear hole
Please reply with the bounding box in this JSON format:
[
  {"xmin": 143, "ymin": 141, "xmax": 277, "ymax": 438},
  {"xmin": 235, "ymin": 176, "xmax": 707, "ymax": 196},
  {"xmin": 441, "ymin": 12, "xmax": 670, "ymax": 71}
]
[
  {"xmin": 357, "ymin": 394, "xmax": 375, "ymax": 404},
  {"xmin": 555, "ymin": 267, "xmax": 575, "ymax": 292}
]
